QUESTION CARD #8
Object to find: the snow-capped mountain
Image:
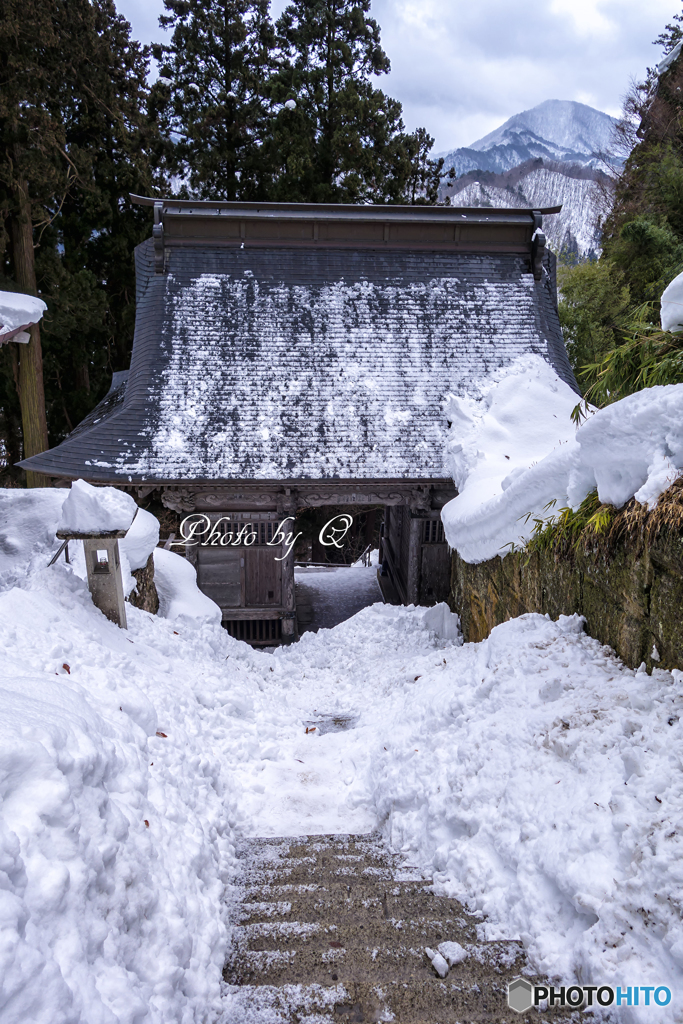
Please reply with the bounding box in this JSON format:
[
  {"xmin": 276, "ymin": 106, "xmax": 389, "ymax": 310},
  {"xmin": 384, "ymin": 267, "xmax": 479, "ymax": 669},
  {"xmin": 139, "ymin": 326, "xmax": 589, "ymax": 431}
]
[
  {"xmin": 451, "ymin": 167, "xmax": 604, "ymax": 258},
  {"xmin": 441, "ymin": 100, "xmax": 622, "ymax": 176},
  {"xmin": 440, "ymin": 100, "xmax": 627, "ymax": 257}
]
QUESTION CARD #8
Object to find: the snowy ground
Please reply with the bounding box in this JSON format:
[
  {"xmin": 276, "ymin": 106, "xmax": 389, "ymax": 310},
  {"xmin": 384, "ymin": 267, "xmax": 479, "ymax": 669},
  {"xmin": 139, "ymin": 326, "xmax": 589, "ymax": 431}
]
[
  {"xmin": 294, "ymin": 564, "xmax": 382, "ymax": 632},
  {"xmin": 2, "ymin": 491, "xmax": 683, "ymax": 1022}
]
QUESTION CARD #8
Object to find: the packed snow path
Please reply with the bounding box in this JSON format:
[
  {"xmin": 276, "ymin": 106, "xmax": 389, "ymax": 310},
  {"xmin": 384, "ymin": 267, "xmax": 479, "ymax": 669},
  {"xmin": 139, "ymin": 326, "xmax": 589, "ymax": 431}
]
[
  {"xmin": 295, "ymin": 566, "xmax": 383, "ymax": 634},
  {"xmin": 221, "ymin": 832, "xmax": 578, "ymax": 1023}
]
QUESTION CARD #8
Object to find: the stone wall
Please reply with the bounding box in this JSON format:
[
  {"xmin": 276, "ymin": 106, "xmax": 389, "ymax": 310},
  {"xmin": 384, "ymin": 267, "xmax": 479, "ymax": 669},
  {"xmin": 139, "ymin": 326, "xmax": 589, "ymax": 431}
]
[
  {"xmin": 128, "ymin": 553, "xmax": 159, "ymax": 615},
  {"xmin": 449, "ymin": 530, "xmax": 683, "ymax": 672}
]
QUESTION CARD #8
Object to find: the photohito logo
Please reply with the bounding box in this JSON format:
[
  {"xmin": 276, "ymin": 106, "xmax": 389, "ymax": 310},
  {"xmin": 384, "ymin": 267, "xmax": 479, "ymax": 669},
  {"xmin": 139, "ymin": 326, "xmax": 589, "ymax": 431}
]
[{"xmin": 507, "ymin": 978, "xmax": 672, "ymax": 1013}]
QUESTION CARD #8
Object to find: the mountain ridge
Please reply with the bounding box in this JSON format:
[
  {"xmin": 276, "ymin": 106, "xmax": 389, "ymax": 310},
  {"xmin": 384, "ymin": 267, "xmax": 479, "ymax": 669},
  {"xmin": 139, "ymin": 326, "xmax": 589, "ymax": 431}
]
[
  {"xmin": 470, "ymin": 99, "xmax": 618, "ymax": 156},
  {"xmin": 440, "ymin": 100, "xmax": 626, "ymax": 257}
]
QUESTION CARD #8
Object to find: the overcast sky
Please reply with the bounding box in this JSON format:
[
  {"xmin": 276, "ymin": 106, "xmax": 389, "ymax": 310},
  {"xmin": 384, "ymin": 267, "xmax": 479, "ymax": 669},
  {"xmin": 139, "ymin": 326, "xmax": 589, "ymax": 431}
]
[{"xmin": 117, "ymin": 0, "xmax": 680, "ymax": 152}]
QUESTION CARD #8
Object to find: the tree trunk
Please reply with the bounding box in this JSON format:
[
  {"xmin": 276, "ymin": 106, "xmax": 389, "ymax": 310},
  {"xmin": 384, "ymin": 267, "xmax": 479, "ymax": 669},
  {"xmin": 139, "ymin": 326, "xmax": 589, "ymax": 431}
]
[{"xmin": 11, "ymin": 175, "xmax": 49, "ymax": 487}]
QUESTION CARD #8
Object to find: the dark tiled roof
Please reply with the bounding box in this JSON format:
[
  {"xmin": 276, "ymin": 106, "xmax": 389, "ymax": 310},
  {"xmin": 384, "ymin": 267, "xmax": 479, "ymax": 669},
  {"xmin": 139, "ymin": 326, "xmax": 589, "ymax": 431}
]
[{"xmin": 22, "ymin": 240, "xmax": 578, "ymax": 483}]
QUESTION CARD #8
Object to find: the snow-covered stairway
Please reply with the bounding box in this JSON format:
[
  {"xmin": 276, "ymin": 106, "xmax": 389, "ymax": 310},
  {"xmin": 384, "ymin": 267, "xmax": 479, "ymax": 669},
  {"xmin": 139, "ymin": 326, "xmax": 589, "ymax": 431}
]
[{"xmin": 222, "ymin": 833, "xmax": 577, "ymax": 1023}]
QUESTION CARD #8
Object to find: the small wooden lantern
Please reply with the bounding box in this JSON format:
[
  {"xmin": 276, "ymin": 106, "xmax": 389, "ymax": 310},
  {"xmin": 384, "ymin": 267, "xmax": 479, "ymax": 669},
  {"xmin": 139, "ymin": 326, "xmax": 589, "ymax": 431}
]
[{"xmin": 56, "ymin": 527, "xmax": 129, "ymax": 629}]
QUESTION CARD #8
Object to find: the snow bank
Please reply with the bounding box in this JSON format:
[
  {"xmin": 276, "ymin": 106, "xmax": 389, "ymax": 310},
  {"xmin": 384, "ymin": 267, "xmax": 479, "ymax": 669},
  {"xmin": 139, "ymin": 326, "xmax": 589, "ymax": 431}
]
[
  {"xmin": 367, "ymin": 613, "xmax": 683, "ymax": 1015},
  {"xmin": 4, "ymin": 485, "xmax": 683, "ymax": 1022},
  {"xmin": 153, "ymin": 547, "xmax": 222, "ymax": 628},
  {"xmin": 115, "ymin": 507, "xmax": 161, "ymax": 598},
  {"xmin": 442, "ymin": 357, "xmax": 683, "ymax": 562},
  {"xmin": 0, "ymin": 551, "xmax": 251, "ymax": 1024},
  {"xmin": 0, "ymin": 488, "xmax": 66, "ymax": 581},
  {"xmin": 568, "ymin": 385, "xmax": 683, "ymax": 508},
  {"xmin": 0, "ymin": 290, "xmax": 46, "ymax": 342},
  {"xmin": 120, "ymin": 508, "xmax": 159, "ymax": 571},
  {"xmin": 413, "ymin": 601, "xmax": 461, "ymax": 642},
  {"xmin": 58, "ymin": 479, "xmax": 137, "ymax": 535}
]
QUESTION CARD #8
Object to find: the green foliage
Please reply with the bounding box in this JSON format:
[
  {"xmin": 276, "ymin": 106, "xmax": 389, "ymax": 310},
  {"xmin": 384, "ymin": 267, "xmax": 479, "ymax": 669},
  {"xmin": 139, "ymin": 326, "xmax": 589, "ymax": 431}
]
[
  {"xmin": 0, "ymin": 0, "xmax": 162, "ymax": 472},
  {"xmin": 582, "ymin": 303, "xmax": 683, "ymax": 405},
  {"xmin": 153, "ymin": 0, "xmax": 446, "ymax": 204},
  {"xmin": 556, "ymin": 8, "xmax": 683, "ymax": 409},
  {"xmin": 558, "ymin": 259, "xmax": 631, "ymax": 391},
  {"xmin": 654, "ymin": 12, "xmax": 683, "ymax": 61},
  {"xmin": 605, "ymin": 216, "xmax": 683, "ymax": 305},
  {"xmin": 151, "ymin": 0, "xmax": 274, "ymax": 200},
  {"xmin": 271, "ymin": 0, "xmax": 394, "ymax": 202},
  {"xmin": 524, "ymin": 491, "xmax": 615, "ymax": 559},
  {"xmin": 523, "ymin": 481, "xmax": 683, "ymax": 561}
]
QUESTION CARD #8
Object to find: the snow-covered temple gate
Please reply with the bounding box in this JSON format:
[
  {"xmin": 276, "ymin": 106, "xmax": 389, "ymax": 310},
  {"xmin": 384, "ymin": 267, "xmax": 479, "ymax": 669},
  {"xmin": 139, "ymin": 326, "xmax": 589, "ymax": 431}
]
[{"xmin": 21, "ymin": 198, "xmax": 577, "ymax": 643}]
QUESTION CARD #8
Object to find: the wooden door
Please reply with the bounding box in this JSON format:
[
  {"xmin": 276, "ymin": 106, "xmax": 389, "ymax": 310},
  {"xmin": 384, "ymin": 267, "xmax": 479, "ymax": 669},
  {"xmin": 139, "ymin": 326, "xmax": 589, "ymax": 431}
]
[
  {"xmin": 245, "ymin": 547, "xmax": 282, "ymax": 606},
  {"xmin": 196, "ymin": 547, "xmax": 241, "ymax": 608}
]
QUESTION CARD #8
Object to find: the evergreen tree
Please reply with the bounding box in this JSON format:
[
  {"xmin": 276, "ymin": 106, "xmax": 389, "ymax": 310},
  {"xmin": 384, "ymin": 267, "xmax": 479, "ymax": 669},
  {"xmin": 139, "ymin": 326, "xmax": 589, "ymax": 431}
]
[
  {"xmin": 150, "ymin": 0, "xmax": 446, "ymax": 205},
  {"xmin": 555, "ymin": 7, "xmax": 683, "ymax": 402},
  {"xmin": 151, "ymin": 0, "xmax": 275, "ymax": 200},
  {"xmin": 268, "ymin": 0, "xmax": 436, "ymax": 203},
  {"xmin": 403, "ymin": 127, "xmax": 450, "ymax": 205},
  {"xmin": 43, "ymin": 0, "xmax": 161, "ymax": 433},
  {"xmin": 0, "ymin": 0, "xmax": 67, "ymax": 482},
  {"xmin": 0, "ymin": 0, "xmax": 161, "ymax": 481}
]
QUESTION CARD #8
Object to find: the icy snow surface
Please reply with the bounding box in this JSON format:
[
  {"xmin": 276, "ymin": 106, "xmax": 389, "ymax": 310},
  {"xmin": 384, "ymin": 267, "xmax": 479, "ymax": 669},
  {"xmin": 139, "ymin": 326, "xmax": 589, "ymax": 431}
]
[
  {"xmin": 442, "ymin": 357, "xmax": 683, "ymax": 562},
  {"xmin": 58, "ymin": 479, "xmax": 137, "ymax": 535},
  {"xmin": 2, "ymin": 489, "xmax": 683, "ymax": 1022}
]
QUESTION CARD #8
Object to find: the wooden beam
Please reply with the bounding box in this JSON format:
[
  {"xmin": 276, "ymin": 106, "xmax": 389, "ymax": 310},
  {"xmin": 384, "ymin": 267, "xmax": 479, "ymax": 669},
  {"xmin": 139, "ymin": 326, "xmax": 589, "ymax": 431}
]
[{"xmin": 221, "ymin": 608, "xmax": 285, "ymax": 621}]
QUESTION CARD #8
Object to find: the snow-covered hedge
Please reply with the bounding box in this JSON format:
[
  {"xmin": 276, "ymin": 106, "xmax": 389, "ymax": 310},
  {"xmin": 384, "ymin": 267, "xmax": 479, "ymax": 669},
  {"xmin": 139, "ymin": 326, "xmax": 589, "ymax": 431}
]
[{"xmin": 442, "ymin": 356, "xmax": 683, "ymax": 563}]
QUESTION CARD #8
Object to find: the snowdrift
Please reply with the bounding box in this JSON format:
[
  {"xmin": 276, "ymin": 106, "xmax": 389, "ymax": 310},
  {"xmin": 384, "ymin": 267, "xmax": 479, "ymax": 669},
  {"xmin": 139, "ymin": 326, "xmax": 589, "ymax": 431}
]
[
  {"xmin": 442, "ymin": 357, "xmax": 683, "ymax": 562},
  {"xmin": 1, "ymin": 480, "xmax": 683, "ymax": 1022}
]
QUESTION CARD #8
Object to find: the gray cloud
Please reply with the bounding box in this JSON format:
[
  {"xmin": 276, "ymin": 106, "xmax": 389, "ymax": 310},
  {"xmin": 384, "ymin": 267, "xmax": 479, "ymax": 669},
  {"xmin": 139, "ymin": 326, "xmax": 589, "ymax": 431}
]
[{"xmin": 119, "ymin": 0, "xmax": 677, "ymax": 150}]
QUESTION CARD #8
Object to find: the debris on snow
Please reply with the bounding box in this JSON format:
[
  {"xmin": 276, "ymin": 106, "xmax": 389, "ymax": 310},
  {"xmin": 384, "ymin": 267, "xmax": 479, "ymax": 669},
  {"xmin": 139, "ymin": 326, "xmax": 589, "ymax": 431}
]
[
  {"xmin": 438, "ymin": 940, "xmax": 469, "ymax": 966},
  {"xmin": 425, "ymin": 947, "xmax": 450, "ymax": 977}
]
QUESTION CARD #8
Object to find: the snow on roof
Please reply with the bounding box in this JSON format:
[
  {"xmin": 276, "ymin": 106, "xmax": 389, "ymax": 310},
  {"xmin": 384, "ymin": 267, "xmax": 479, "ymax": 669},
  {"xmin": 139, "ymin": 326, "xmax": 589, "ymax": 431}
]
[
  {"xmin": 0, "ymin": 290, "xmax": 47, "ymax": 343},
  {"xmin": 22, "ymin": 236, "xmax": 577, "ymax": 483}
]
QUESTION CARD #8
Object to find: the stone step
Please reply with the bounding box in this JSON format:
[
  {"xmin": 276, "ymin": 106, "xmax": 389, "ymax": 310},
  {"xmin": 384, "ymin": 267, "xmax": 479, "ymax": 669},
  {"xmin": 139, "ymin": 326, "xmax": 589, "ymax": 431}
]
[
  {"xmin": 223, "ymin": 832, "xmax": 579, "ymax": 1023},
  {"xmin": 237, "ymin": 887, "xmax": 472, "ymax": 929}
]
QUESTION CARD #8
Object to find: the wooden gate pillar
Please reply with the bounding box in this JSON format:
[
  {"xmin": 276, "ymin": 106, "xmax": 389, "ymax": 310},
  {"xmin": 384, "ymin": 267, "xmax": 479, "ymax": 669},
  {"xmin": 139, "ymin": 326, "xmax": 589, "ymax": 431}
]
[
  {"xmin": 278, "ymin": 496, "xmax": 299, "ymax": 642},
  {"xmin": 406, "ymin": 510, "xmax": 423, "ymax": 606}
]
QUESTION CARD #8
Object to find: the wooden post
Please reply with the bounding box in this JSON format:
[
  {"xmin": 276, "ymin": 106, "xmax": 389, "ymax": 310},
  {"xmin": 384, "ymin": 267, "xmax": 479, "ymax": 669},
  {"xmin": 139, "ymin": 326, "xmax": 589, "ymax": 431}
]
[
  {"xmin": 279, "ymin": 501, "xmax": 298, "ymax": 642},
  {"xmin": 280, "ymin": 544, "xmax": 296, "ymax": 641},
  {"xmin": 406, "ymin": 511, "xmax": 423, "ymax": 605},
  {"xmin": 11, "ymin": 172, "xmax": 48, "ymax": 486}
]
